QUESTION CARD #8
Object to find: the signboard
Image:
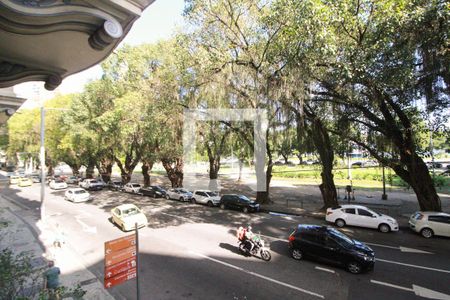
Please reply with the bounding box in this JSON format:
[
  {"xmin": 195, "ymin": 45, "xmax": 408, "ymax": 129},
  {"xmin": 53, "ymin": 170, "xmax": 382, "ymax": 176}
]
[
  {"xmin": 105, "ymin": 235, "xmax": 136, "ymax": 254},
  {"xmin": 104, "ymin": 233, "xmax": 138, "ymax": 289},
  {"xmin": 104, "ymin": 268, "xmax": 137, "ymax": 289}
]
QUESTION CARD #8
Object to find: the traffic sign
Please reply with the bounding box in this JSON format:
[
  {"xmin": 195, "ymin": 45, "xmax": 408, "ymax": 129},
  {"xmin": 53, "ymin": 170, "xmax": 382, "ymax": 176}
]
[
  {"xmin": 105, "ymin": 234, "xmax": 136, "ymax": 254},
  {"xmin": 104, "ymin": 267, "xmax": 137, "ymax": 289},
  {"xmin": 105, "ymin": 245, "xmax": 136, "ymax": 267},
  {"xmin": 105, "ymin": 257, "xmax": 137, "ymax": 279}
]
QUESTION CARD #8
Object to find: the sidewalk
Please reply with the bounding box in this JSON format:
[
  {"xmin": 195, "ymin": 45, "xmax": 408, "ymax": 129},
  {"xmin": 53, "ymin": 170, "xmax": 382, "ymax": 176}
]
[{"xmin": 0, "ymin": 191, "xmax": 113, "ymax": 299}]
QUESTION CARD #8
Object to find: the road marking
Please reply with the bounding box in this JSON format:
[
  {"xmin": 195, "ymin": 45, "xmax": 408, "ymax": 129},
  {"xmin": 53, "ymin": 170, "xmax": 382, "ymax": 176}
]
[
  {"xmin": 75, "ymin": 216, "xmax": 97, "ymax": 234},
  {"xmin": 371, "ymin": 280, "xmax": 450, "ymax": 300},
  {"xmin": 315, "ymin": 266, "xmax": 335, "ymax": 274},
  {"xmin": 365, "ymin": 242, "xmax": 433, "ymax": 254},
  {"xmin": 370, "ymin": 280, "xmax": 413, "ymax": 292},
  {"xmin": 377, "ymin": 258, "xmax": 450, "ymax": 274},
  {"xmin": 190, "ymin": 251, "xmax": 324, "ymax": 299}
]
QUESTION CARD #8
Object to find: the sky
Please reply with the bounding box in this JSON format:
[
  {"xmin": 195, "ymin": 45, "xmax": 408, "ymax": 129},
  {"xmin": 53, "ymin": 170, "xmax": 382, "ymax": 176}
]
[{"xmin": 15, "ymin": 0, "xmax": 186, "ymax": 108}]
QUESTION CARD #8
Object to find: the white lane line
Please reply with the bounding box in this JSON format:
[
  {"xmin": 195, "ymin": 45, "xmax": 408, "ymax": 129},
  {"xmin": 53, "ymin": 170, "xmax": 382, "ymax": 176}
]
[
  {"xmin": 370, "ymin": 280, "xmax": 413, "ymax": 292},
  {"xmin": 377, "ymin": 258, "xmax": 450, "ymax": 274},
  {"xmin": 315, "ymin": 266, "xmax": 335, "ymax": 274},
  {"xmin": 371, "ymin": 280, "xmax": 450, "ymax": 300},
  {"xmin": 365, "ymin": 242, "xmax": 433, "ymax": 254},
  {"xmin": 190, "ymin": 251, "xmax": 325, "ymax": 299}
]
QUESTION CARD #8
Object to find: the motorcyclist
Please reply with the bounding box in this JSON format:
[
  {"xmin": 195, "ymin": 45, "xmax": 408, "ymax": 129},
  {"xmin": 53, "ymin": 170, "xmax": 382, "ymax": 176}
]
[{"xmin": 244, "ymin": 226, "xmax": 255, "ymax": 253}]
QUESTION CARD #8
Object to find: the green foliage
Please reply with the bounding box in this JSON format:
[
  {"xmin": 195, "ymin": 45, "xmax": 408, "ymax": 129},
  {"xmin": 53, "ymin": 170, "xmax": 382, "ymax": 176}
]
[{"xmin": 0, "ymin": 248, "xmax": 36, "ymax": 299}]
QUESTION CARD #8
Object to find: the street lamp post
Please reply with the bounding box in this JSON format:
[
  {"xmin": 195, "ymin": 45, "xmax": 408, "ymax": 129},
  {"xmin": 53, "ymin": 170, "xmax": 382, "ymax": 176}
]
[{"xmin": 40, "ymin": 107, "xmax": 46, "ymax": 221}]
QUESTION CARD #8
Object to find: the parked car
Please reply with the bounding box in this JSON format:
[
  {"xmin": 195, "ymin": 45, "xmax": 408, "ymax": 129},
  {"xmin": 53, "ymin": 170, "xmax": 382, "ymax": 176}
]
[
  {"xmin": 288, "ymin": 225, "xmax": 375, "ymax": 274},
  {"xmin": 165, "ymin": 188, "xmax": 193, "ymax": 202},
  {"xmin": 49, "ymin": 179, "xmax": 68, "ymax": 190},
  {"xmin": 326, "ymin": 205, "xmax": 398, "ymax": 233},
  {"xmin": 123, "ymin": 182, "xmax": 142, "ymax": 194},
  {"xmin": 18, "ymin": 177, "xmax": 33, "ymax": 187},
  {"xmin": 192, "ymin": 190, "xmax": 221, "ymax": 206},
  {"xmin": 351, "ymin": 161, "xmax": 363, "ymax": 167},
  {"xmin": 64, "ymin": 188, "xmax": 91, "ymax": 203},
  {"xmin": 219, "ymin": 194, "xmax": 260, "ymax": 213},
  {"xmin": 409, "ymin": 211, "xmax": 450, "ymax": 238},
  {"xmin": 66, "ymin": 176, "xmax": 79, "ymax": 184},
  {"xmin": 9, "ymin": 175, "xmax": 20, "ymax": 185},
  {"xmin": 108, "ymin": 180, "xmax": 124, "ymax": 191},
  {"xmin": 80, "ymin": 179, "xmax": 103, "ymax": 191},
  {"xmin": 111, "ymin": 204, "xmax": 148, "ymax": 231},
  {"xmin": 30, "ymin": 174, "xmax": 41, "ymax": 183},
  {"xmin": 140, "ymin": 186, "xmax": 167, "ymax": 198}
]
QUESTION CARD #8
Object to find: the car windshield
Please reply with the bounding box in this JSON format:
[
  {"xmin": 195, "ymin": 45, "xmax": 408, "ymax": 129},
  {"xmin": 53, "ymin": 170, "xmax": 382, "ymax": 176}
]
[
  {"xmin": 90, "ymin": 180, "xmax": 98, "ymax": 183},
  {"xmin": 329, "ymin": 229, "xmax": 354, "ymax": 247},
  {"xmin": 113, "ymin": 181, "xmax": 122, "ymax": 185},
  {"xmin": 132, "ymin": 184, "xmax": 140, "ymax": 187},
  {"xmin": 153, "ymin": 186, "xmax": 164, "ymax": 191},
  {"xmin": 74, "ymin": 190, "xmax": 87, "ymax": 194},
  {"xmin": 206, "ymin": 192, "xmax": 218, "ymax": 197},
  {"xmin": 178, "ymin": 189, "xmax": 189, "ymax": 193},
  {"xmin": 55, "ymin": 180, "xmax": 64, "ymax": 183},
  {"xmin": 239, "ymin": 195, "xmax": 251, "ymax": 202},
  {"xmin": 122, "ymin": 207, "xmax": 140, "ymax": 216}
]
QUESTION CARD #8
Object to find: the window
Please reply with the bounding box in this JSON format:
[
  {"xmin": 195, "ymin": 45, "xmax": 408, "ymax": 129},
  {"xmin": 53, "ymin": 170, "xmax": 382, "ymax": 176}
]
[
  {"xmin": 344, "ymin": 208, "xmax": 356, "ymax": 214},
  {"xmin": 197, "ymin": 192, "xmax": 206, "ymax": 196},
  {"xmin": 358, "ymin": 209, "xmax": 374, "ymax": 217},
  {"xmin": 428, "ymin": 216, "xmax": 450, "ymax": 224}
]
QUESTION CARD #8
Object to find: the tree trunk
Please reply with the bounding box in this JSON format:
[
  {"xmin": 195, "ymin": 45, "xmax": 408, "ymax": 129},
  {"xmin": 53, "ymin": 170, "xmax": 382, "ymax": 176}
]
[
  {"xmin": 297, "ymin": 154, "xmax": 303, "ymax": 165},
  {"xmin": 306, "ymin": 107, "xmax": 338, "ymax": 210},
  {"xmin": 98, "ymin": 158, "xmax": 113, "ymax": 183},
  {"xmin": 142, "ymin": 161, "xmax": 154, "ymax": 187},
  {"xmin": 393, "ymin": 152, "xmax": 441, "ymax": 211},
  {"xmin": 86, "ymin": 161, "xmax": 95, "ymax": 179},
  {"xmin": 209, "ymin": 158, "xmax": 220, "ymax": 180},
  {"xmin": 256, "ymin": 140, "xmax": 273, "ymax": 204},
  {"xmin": 281, "ymin": 154, "xmax": 288, "ymax": 164},
  {"xmin": 162, "ymin": 158, "xmax": 184, "ymax": 187}
]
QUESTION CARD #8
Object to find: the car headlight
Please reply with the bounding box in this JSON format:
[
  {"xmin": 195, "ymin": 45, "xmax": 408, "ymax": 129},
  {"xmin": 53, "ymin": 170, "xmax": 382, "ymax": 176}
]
[
  {"xmin": 387, "ymin": 219, "xmax": 396, "ymax": 224},
  {"xmin": 357, "ymin": 252, "xmax": 373, "ymax": 261}
]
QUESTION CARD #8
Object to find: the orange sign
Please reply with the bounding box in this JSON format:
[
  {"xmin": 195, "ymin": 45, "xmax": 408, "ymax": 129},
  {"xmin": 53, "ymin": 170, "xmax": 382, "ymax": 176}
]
[
  {"xmin": 105, "ymin": 245, "xmax": 136, "ymax": 267},
  {"xmin": 104, "ymin": 267, "xmax": 136, "ymax": 289},
  {"xmin": 105, "ymin": 234, "xmax": 136, "ymax": 254},
  {"xmin": 105, "ymin": 257, "xmax": 136, "ymax": 279}
]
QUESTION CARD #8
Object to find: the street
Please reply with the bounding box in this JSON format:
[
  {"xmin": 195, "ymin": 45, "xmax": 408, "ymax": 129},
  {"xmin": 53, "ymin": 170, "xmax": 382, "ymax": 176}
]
[{"xmin": 2, "ymin": 184, "xmax": 450, "ymax": 300}]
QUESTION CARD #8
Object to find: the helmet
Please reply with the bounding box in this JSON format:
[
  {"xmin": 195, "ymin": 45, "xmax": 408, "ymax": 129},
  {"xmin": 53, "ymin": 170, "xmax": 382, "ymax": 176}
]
[{"xmin": 247, "ymin": 226, "xmax": 252, "ymax": 231}]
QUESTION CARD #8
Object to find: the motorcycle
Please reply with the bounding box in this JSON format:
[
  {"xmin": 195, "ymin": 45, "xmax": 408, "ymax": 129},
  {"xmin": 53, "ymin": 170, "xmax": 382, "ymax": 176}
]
[{"xmin": 238, "ymin": 233, "xmax": 271, "ymax": 261}]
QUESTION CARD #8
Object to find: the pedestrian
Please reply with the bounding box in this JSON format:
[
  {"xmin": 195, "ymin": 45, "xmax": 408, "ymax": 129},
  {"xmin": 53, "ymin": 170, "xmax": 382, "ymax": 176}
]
[{"xmin": 44, "ymin": 261, "xmax": 61, "ymax": 298}]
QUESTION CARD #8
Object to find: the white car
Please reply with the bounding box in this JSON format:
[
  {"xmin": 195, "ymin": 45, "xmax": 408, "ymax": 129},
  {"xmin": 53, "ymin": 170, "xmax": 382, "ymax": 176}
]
[
  {"xmin": 326, "ymin": 204, "xmax": 398, "ymax": 233},
  {"xmin": 65, "ymin": 188, "xmax": 91, "ymax": 203},
  {"xmin": 80, "ymin": 179, "xmax": 103, "ymax": 191},
  {"xmin": 409, "ymin": 211, "xmax": 450, "ymax": 238},
  {"xmin": 165, "ymin": 188, "xmax": 193, "ymax": 202},
  {"xmin": 123, "ymin": 183, "xmax": 142, "ymax": 194},
  {"xmin": 49, "ymin": 179, "xmax": 68, "ymax": 190},
  {"xmin": 192, "ymin": 190, "xmax": 221, "ymax": 206},
  {"xmin": 111, "ymin": 204, "xmax": 148, "ymax": 231}
]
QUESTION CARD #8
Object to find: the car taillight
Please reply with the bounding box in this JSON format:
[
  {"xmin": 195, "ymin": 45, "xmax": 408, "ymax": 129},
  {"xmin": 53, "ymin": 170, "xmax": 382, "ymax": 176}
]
[
  {"xmin": 288, "ymin": 235, "xmax": 296, "ymax": 242},
  {"xmin": 326, "ymin": 211, "xmax": 333, "ymax": 215}
]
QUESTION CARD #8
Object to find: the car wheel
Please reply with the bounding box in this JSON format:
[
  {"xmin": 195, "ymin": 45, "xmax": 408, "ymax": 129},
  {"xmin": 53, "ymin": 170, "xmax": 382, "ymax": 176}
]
[
  {"xmin": 220, "ymin": 203, "xmax": 226, "ymax": 210},
  {"xmin": 242, "ymin": 207, "xmax": 249, "ymax": 213},
  {"xmin": 291, "ymin": 249, "xmax": 303, "ymax": 260},
  {"xmin": 121, "ymin": 224, "xmax": 127, "ymax": 232},
  {"xmin": 335, "ymin": 219, "xmax": 346, "ymax": 228},
  {"xmin": 379, "ymin": 223, "xmax": 390, "ymax": 233},
  {"xmin": 191, "ymin": 198, "xmax": 196, "ymax": 204},
  {"xmin": 207, "ymin": 201, "xmax": 213, "ymax": 207},
  {"xmin": 347, "ymin": 261, "xmax": 362, "ymax": 274},
  {"xmin": 421, "ymin": 228, "xmax": 433, "ymax": 238},
  {"xmin": 179, "ymin": 197, "xmax": 184, "ymax": 202},
  {"xmin": 166, "ymin": 194, "xmax": 170, "ymax": 200}
]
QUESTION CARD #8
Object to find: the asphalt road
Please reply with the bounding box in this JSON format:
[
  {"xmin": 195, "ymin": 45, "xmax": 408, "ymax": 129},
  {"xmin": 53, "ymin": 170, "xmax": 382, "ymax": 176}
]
[{"xmin": 2, "ymin": 183, "xmax": 450, "ymax": 300}]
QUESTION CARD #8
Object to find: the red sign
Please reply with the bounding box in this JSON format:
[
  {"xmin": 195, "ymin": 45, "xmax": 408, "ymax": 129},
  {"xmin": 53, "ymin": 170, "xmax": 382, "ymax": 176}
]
[
  {"xmin": 105, "ymin": 245, "xmax": 136, "ymax": 267},
  {"xmin": 104, "ymin": 267, "xmax": 136, "ymax": 289},
  {"xmin": 105, "ymin": 257, "xmax": 136, "ymax": 279},
  {"xmin": 105, "ymin": 234, "xmax": 136, "ymax": 254}
]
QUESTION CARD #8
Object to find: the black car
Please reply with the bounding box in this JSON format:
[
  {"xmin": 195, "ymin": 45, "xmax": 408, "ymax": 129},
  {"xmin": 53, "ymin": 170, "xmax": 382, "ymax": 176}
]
[
  {"xmin": 108, "ymin": 180, "xmax": 124, "ymax": 191},
  {"xmin": 288, "ymin": 225, "xmax": 374, "ymax": 274},
  {"xmin": 140, "ymin": 186, "xmax": 167, "ymax": 198},
  {"xmin": 219, "ymin": 194, "xmax": 260, "ymax": 213}
]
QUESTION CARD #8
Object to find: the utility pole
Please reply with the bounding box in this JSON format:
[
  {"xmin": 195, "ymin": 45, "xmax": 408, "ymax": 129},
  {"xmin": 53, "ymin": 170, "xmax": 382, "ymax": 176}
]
[{"xmin": 40, "ymin": 106, "xmax": 46, "ymax": 221}]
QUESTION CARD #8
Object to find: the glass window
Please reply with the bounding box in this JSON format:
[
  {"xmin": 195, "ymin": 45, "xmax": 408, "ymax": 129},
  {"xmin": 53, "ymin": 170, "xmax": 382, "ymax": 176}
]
[
  {"xmin": 239, "ymin": 195, "xmax": 251, "ymax": 202},
  {"xmin": 328, "ymin": 229, "xmax": 354, "ymax": 248},
  {"xmin": 344, "ymin": 208, "xmax": 356, "ymax": 214},
  {"xmin": 428, "ymin": 216, "xmax": 450, "ymax": 224},
  {"xmin": 358, "ymin": 209, "xmax": 373, "ymax": 217}
]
